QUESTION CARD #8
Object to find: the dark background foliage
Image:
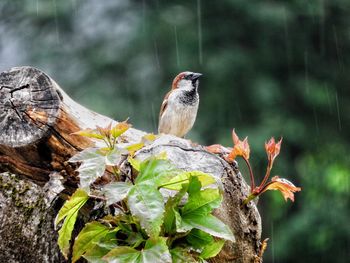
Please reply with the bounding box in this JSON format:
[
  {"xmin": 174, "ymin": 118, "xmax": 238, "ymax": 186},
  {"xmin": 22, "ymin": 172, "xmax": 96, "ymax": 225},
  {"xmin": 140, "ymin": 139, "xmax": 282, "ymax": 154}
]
[{"xmin": 1, "ymin": 0, "xmax": 349, "ymax": 262}]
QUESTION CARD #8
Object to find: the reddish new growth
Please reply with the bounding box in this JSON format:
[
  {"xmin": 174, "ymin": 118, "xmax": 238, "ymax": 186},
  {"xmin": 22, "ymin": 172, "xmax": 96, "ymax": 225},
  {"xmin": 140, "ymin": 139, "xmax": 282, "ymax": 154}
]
[{"xmin": 206, "ymin": 130, "xmax": 301, "ymax": 205}]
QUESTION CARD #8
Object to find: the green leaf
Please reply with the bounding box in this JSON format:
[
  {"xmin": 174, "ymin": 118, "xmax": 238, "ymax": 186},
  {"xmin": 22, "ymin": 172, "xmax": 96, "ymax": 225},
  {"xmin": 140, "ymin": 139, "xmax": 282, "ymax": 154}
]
[
  {"xmin": 127, "ymin": 183, "xmax": 165, "ymax": 237},
  {"xmin": 163, "ymin": 185, "xmax": 188, "ymax": 234},
  {"xmin": 161, "ymin": 171, "xmax": 216, "ymax": 190},
  {"xmin": 69, "ymin": 147, "xmax": 106, "ymax": 190},
  {"xmin": 182, "ymin": 188, "xmax": 222, "ymax": 215},
  {"xmin": 200, "ymin": 239, "xmax": 225, "ymax": 259},
  {"xmin": 72, "ymin": 222, "xmax": 117, "ymax": 263},
  {"xmin": 126, "ymin": 142, "xmax": 145, "ymax": 155},
  {"xmin": 104, "ymin": 237, "xmax": 171, "ymax": 263},
  {"xmin": 111, "ymin": 121, "xmax": 130, "ymax": 138},
  {"xmin": 163, "ymin": 198, "xmax": 178, "ymax": 234},
  {"xmin": 187, "ymin": 176, "xmax": 201, "ymax": 194},
  {"xmin": 103, "ymin": 246, "xmax": 140, "ymax": 262},
  {"xmin": 73, "ymin": 129, "xmax": 105, "ymax": 140},
  {"xmin": 83, "ymin": 234, "xmax": 118, "ymax": 263},
  {"xmin": 136, "ymin": 158, "xmax": 179, "ymax": 186},
  {"xmin": 186, "ymin": 229, "xmax": 213, "ymax": 249},
  {"xmin": 143, "ymin": 237, "xmax": 172, "ymax": 262},
  {"xmin": 103, "ymin": 182, "xmax": 132, "ymax": 206},
  {"xmin": 55, "ymin": 189, "xmax": 89, "ymax": 258},
  {"xmin": 181, "ymin": 214, "xmax": 235, "ymax": 242},
  {"xmin": 170, "ymin": 247, "xmax": 196, "ymax": 263},
  {"xmin": 125, "ymin": 231, "xmax": 145, "ymax": 248},
  {"xmin": 128, "ymin": 157, "xmax": 141, "ymax": 172}
]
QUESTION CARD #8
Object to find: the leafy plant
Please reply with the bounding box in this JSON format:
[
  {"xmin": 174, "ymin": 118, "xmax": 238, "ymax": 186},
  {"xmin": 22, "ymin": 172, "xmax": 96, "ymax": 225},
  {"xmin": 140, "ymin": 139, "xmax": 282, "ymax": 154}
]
[
  {"xmin": 206, "ymin": 130, "xmax": 301, "ymax": 205},
  {"xmin": 55, "ymin": 122, "xmax": 234, "ymax": 262}
]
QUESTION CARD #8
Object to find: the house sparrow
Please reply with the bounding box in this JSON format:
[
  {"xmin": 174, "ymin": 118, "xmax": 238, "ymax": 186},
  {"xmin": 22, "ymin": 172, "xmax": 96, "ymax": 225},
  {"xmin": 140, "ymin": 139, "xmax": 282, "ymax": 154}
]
[{"xmin": 158, "ymin": 71, "xmax": 202, "ymax": 137}]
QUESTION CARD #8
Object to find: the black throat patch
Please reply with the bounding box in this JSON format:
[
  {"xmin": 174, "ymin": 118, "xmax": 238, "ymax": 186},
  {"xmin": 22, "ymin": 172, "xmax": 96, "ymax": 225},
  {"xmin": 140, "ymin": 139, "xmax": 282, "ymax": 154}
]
[{"xmin": 179, "ymin": 88, "xmax": 198, "ymax": 106}]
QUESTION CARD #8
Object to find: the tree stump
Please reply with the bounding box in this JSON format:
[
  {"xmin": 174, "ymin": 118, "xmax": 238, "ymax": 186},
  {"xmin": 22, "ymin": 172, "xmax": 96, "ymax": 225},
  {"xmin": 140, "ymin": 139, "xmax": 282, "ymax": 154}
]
[{"xmin": 0, "ymin": 66, "xmax": 262, "ymax": 263}]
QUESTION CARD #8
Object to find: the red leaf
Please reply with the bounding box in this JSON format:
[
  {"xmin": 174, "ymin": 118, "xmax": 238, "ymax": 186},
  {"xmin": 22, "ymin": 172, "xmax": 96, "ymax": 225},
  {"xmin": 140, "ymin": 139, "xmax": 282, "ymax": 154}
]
[
  {"xmin": 261, "ymin": 176, "xmax": 301, "ymax": 202},
  {"xmin": 265, "ymin": 137, "xmax": 282, "ymax": 164},
  {"xmin": 227, "ymin": 130, "xmax": 250, "ymax": 161}
]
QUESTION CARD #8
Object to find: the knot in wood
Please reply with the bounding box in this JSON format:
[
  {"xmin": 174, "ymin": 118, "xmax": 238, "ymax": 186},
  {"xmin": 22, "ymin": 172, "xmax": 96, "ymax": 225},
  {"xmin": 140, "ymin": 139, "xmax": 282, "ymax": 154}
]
[{"xmin": 0, "ymin": 67, "xmax": 60, "ymax": 147}]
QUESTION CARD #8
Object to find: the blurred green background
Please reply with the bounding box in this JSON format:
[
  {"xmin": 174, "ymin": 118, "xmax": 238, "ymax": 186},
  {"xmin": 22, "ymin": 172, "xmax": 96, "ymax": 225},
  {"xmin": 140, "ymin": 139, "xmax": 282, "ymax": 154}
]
[{"xmin": 1, "ymin": 0, "xmax": 349, "ymax": 262}]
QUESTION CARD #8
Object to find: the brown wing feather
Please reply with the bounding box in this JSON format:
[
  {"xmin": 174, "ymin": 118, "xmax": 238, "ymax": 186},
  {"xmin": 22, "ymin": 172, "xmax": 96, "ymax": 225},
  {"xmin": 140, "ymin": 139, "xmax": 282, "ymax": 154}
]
[{"xmin": 159, "ymin": 90, "xmax": 171, "ymax": 119}]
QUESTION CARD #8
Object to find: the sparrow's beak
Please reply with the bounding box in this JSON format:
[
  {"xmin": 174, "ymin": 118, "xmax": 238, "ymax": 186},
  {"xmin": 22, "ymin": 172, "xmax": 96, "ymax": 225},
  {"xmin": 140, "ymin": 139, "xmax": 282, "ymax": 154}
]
[{"xmin": 191, "ymin": 73, "xmax": 202, "ymax": 81}]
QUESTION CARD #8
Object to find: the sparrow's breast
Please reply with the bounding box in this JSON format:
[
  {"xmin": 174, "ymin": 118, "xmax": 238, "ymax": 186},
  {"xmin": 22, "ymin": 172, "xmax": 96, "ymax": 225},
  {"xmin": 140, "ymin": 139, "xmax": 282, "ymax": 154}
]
[{"xmin": 158, "ymin": 92, "xmax": 199, "ymax": 137}]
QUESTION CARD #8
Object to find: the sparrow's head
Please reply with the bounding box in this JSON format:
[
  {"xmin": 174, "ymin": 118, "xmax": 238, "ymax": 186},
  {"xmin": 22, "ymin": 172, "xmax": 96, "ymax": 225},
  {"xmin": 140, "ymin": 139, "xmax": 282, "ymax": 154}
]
[{"xmin": 172, "ymin": 71, "xmax": 202, "ymax": 91}]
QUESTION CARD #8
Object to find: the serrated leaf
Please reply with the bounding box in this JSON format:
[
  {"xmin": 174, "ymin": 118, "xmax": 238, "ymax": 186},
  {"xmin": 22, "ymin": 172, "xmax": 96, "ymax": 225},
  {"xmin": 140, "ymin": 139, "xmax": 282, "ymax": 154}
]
[
  {"xmin": 127, "ymin": 183, "xmax": 165, "ymax": 237},
  {"xmin": 181, "ymin": 214, "xmax": 235, "ymax": 242},
  {"xmin": 200, "ymin": 239, "xmax": 225, "ymax": 259},
  {"xmin": 182, "ymin": 188, "xmax": 222, "ymax": 215},
  {"xmin": 83, "ymin": 233, "xmax": 118, "ymax": 263},
  {"xmin": 163, "ymin": 185, "xmax": 187, "ymax": 234},
  {"xmin": 128, "ymin": 157, "xmax": 141, "ymax": 172},
  {"xmin": 72, "ymin": 129, "xmax": 105, "ymax": 140},
  {"xmin": 142, "ymin": 133, "xmax": 157, "ymax": 142},
  {"xmin": 72, "ymin": 222, "xmax": 117, "ymax": 263},
  {"xmin": 103, "ymin": 246, "xmax": 139, "ymax": 262},
  {"xmin": 111, "ymin": 121, "xmax": 131, "ymax": 138},
  {"xmin": 69, "ymin": 147, "xmax": 106, "ymax": 190},
  {"xmin": 103, "ymin": 237, "xmax": 171, "ymax": 263},
  {"xmin": 163, "ymin": 199, "xmax": 177, "ymax": 234},
  {"xmin": 160, "ymin": 171, "xmax": 216, "ymax": 190},
  {"xmin": 103, "ymin": 182, "xmax": 133, "ymax": 206},
  {"xmin": 136, "ymin": 158, "xmax": 179, "ymax": 186},
  {"xmin": 187, "ymin": 176, "xmax": 201, "ymax": 194},
  {"xmin": 186, "ymin": 229, "xmax": 214, "ymax": 249},
  {"xmin": 55, "ymin": 189, "xmax": 89, "ymax": 258},
  {"xmin": 170, "ymin": 247, "xmax": 196, "ymax": 263},
  {"xmin": 177, "ymin": 177, "xmax": 235, "ymax": 242},
  {"xmin": 126, "ymin": 142, "xmax": 145, "ymax": 155},
  {"xmin": 261, "ymin": 176, "xmax": 301, "ymax": 202},
  {"xmin": 143, "ymin": 237, "xmax": 172, "ymax": 262}
]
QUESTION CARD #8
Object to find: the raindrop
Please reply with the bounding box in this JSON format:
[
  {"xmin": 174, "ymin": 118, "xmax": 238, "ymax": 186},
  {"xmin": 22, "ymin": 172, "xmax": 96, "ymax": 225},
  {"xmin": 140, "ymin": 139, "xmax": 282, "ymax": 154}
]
[
  {"xmin": 304, "ymin": 50, "xmax": 309, "ymax": 94},
  {"xmin": 333, "ymin": 25, "xmax": 344, "ymax": 71},
  {"xmin": 197, "ymin": 0, "xmax": 203, "ymax": 65},
  {"xmin": 142, "ymin": 0, "xmax": 146, "ymax": 32},
  {"xmin": 334, "ymin": 90, "xmax": 342, "ymax": 131},
  {"xmin": 319, "ymin": 0, "xmax": 325, "ymax": 55},
  {"xmin": 153, "ymin": 39, "xmax": 160, "ymax": 70},
  {"xmin": 71, "ymin": 0, "xmax": 77, "ymax": 15},
  {"xmin": 283, "ymin": 6, "xmax": 291, "ymax": 75},
  {"xmin": 174, "ymin": 25, "xmax": 180, "ymax": 68},
  {"xmin": 52, "ymin": 0, "xmax": 60, "ymax": 44},
  {"xmin": 324, "ymin": 84, "xmax": 333, "ymax": 114},
  {"xmin": 36, "ymin": 0, "xmax": 39, "ymax": 16},
  {"xmin": 312, "ymin": 106, "xmax": 319, "ymax": 135}
]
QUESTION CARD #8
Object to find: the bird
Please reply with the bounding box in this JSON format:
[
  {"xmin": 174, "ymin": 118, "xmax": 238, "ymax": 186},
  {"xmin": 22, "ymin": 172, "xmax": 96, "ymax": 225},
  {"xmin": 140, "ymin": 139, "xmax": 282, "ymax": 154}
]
[{"xmin": 158, "ymin": 71, "xmax": 202, "ymax": 138}]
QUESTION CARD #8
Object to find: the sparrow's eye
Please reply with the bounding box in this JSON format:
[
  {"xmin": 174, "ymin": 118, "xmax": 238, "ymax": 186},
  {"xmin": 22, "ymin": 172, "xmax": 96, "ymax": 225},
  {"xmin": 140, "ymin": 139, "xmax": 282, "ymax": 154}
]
[{"xmin": 185, "ymin": 74, "xmax": 193, "ymax": 80}]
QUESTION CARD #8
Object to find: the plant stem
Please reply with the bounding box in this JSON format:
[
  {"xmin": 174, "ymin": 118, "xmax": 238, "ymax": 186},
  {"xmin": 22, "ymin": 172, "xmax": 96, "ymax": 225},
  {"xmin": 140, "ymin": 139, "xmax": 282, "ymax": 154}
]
[
  {"xmin": 242, "ymin": 193, "xmax": 257, "ymax": 206},
  {"xmin": 258, "ymin": 158, "xmax": 272, "ymax": 192},
  {"xmin": 158, "ymin": 178, "xmax": 189, "ymax": 189},
  {"xmin": 243, "ymin": 157, "xmax": 255, "ymax": 191}
]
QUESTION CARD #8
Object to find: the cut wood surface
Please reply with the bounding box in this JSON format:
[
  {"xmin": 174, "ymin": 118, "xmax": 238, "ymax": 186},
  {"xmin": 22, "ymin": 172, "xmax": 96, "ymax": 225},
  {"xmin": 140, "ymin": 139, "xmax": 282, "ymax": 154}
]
[{"xmin": 0, "ymin": 66, "xmax": 262, "ymax": 263}]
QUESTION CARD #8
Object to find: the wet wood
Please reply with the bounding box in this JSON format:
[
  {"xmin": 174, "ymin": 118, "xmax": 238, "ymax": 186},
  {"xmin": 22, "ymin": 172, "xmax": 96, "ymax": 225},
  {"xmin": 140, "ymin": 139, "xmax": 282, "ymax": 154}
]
[{"xmin": 0, "ymin": 66, "xmax": 262, "ymax": 263}]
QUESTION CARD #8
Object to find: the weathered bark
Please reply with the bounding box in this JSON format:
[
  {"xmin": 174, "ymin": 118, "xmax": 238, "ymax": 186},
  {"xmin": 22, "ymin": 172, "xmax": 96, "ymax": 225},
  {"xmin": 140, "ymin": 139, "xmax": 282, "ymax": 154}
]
[{"xmin": 0, "ymin": 66, "xmax": 262, "ymax": 263}]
